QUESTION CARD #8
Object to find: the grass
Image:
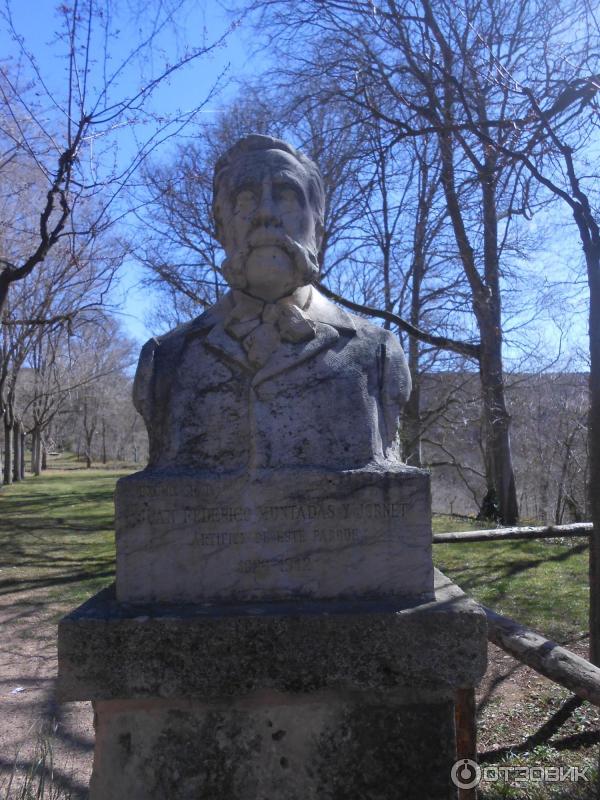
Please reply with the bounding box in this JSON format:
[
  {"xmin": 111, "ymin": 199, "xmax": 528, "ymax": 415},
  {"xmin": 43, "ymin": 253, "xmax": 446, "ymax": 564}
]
[
  {"xmin": 476, "ymin": 745, "xmax": 598, "ymax": 799},
  {"xmin": 432, "ymin": 515, "xmax": 595, "ymax": 799},
  {"xmin": 1, "ymin": 725, "xmax": 74, "ymax": 800},
  {"xmin": 0, "ymin": 463, "xmax": 127, "ymax": 613},
  {"xmin": 432, "ymin": 514, "xmax": 589, "ymax": 643}
]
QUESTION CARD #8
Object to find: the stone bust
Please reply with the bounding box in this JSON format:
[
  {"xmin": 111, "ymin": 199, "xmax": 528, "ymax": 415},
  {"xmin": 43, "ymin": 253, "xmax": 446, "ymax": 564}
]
[{"xmin": 133, "ymin": 134, "xmax": 411, "ymax": 473}]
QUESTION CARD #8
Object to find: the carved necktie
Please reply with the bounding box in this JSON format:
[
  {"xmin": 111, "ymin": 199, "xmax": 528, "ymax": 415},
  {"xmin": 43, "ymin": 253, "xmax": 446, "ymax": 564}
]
[{"xmin": 224, "ymin": 290, "xmax": 316, "ymax": 369}]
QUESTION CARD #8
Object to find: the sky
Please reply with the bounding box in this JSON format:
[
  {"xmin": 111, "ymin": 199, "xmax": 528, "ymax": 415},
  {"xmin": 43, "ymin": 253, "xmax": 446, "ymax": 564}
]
[
  {"xmin": 1, "ymin": 0, "xmax": 591, "ymax": 366},
  {"xmin": 2, "ymin": 0, "xmax": 259, "ymax": 344}
]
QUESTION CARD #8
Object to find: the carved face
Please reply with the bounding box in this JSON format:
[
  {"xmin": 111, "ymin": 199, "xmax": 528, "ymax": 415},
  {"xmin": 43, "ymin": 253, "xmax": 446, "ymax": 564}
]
[{"xmin": 219, "ymin": 149, "xmax": 320, "ymax": 301}]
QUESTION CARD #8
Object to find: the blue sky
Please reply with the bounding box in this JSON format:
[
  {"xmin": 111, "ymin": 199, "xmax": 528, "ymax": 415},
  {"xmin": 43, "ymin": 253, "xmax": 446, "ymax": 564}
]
[{"xmin": 2, "ymin": 1, "xmax": 258, "ymax": 343}]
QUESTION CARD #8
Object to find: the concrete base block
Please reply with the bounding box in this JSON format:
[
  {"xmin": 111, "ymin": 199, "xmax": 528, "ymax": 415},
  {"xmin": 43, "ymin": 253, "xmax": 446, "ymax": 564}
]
[
  {"xmin": 91, "ymin": 690, "xmax": 456, "ymax": 800},
  {"xmin": 58, "ymin": 571, "xmax": 487, "ymax": 799}
]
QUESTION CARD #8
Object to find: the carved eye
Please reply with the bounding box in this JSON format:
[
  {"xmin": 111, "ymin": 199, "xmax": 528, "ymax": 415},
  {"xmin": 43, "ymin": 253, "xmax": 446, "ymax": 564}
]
[
  {"xmin": 234, "ymin": 189, "xmax": 257, "ymax": 216},
  {"xmin": 274, "ymin": 185, "xmax": 302, "ymax": 211}
]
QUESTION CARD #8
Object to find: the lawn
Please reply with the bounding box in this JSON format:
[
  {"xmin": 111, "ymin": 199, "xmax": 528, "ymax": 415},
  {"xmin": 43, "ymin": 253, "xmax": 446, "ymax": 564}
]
[
  {"xmin": 0, "ymin": 463, "xmax": 124, "ymax": 615},
  {"xmin": 433, "ymin": 514, "xmax": 589, "ymax": 643}
]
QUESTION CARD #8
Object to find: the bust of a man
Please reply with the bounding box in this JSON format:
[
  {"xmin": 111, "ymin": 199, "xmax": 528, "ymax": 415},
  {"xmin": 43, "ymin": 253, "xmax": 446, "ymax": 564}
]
[{"xmin": 134, "ymin": 135, "xmax": 411, "ymax": 473}]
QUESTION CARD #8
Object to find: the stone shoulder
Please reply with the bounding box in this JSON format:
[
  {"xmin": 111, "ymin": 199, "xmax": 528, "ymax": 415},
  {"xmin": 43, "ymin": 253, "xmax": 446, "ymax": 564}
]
[{"xmin": 349, "ymin": 313, "xmax": 405, "ymax": 352}]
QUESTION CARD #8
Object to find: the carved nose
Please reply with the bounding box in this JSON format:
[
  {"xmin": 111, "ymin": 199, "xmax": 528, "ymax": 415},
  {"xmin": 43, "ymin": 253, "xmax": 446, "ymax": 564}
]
[{"xmin": 253, "ymin": 184, "xmax": 280, "ymax": 227}]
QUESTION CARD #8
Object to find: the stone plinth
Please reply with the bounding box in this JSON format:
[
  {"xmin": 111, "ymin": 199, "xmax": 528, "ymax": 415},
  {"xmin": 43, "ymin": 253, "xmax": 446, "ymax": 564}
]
[
  {"xmin": 58, "ymin": 571, "xmax": 487, "ymax": 800},
  {"xmin": 115, "ymin": 465, "xmax": 433, "ymax": 604}
]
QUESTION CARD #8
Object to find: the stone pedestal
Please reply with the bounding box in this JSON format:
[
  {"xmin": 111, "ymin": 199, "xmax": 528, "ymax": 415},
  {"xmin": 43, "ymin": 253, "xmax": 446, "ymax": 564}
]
[
  {"xmin": 115, "ymin": 465, "xmax": 434, "ymax": 604},
  {"xmin": 58, "ymin": 571, "xmax": 487, "ymax": 800}
]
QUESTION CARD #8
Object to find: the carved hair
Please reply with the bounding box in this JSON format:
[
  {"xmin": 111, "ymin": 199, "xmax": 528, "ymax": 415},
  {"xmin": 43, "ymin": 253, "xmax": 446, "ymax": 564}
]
[{"xmin": 212, "ymin": 134, "xmax": 325, "ymax": 247}]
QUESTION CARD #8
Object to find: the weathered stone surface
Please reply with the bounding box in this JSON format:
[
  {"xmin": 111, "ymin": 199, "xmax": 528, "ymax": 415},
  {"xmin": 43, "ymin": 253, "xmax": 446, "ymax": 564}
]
[
  {"xmin": 134, "ymin": 289, "xmax": 411, "ymax": 473},
  {"xmin": 133, "ymin": 135, "xmax": 411, "ymax": 475},
  {"xmin": 90, "ymin": 692, "xmax": 457, "ymax": 800},
  {"xmin": 115, "ymin": 465, "xmax": 433, "ymax": 604},
  {"xmin": 57, "ymin": 570, "xmax": 486, "ymax": 702}
]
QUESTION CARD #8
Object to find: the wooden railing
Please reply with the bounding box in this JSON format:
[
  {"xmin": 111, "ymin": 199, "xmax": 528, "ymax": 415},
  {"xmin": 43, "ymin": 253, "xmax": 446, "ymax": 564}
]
[
  {"xmin": 437, "ymin": 522, "xmax": 597, "ymax": 799},
  {"xmin": 434, "ymin": 522, "xmax": 593, "ymax": 544}
]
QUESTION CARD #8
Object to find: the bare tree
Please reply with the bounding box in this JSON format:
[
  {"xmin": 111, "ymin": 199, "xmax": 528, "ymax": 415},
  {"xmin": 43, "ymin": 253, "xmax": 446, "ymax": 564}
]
[
  {"xmin": 236, "ymin": 0, "xmax": 593, "ymax": 522},
  {"xmin": 425, "ymin": 0, "xmax": 600, "ymax": 658},
  {"xmin": 0, "ymin": 0, "xmax": 238, "ymax": 478},
  {"xmin": 0, "ymin": 0, "xmax": 237, "ymax": 316}
]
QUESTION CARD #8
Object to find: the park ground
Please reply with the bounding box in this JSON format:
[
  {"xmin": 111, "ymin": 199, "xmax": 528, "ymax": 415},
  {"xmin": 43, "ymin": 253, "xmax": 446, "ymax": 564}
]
[{"xmin": 0, "ymin": 458, "xmax": 598, "ymax": 799}]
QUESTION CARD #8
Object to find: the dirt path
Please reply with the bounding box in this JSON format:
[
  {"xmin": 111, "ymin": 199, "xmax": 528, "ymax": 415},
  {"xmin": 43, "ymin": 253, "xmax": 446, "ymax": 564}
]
[{"xmin": 0, "ymin": 585, "xmax": 94, "ymax": 798}]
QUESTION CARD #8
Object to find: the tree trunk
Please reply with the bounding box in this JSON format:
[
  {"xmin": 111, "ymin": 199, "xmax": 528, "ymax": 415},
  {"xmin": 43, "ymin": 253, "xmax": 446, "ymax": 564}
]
[
  {"xmin": 433, "ymin": 522, "xmax": 592, "ymax": 543},
  {"xmin": 31, "ymin": 429, "xmax": 38, "ymax": 474},
  {"xmin": 403, "ymin": 356, "xmax": 422, "ymax": 466},
  {"xmin": 41, "ymin": 444, "xmax": 47, "ymax": 471},
  {"xmin": 85, "ymin": 430, "xmax": 93, "ymax": 468},
  {"xmin": 586, "ymin": 238, "xmax": 600, "ymax": 666},
  {"xmin": 434, "ymin": 55, "xmax": 519, "ymax": 525},
  {"xmin": 403, "ymin": 239, "xmax": 423, "ymax": 466},
  {"xmin": 32, "ymin": 429, "xmax": 43, "ymax": 475},
  {"xmin": 402, "ymin": 150, "xmax": 431, "ymax": 468},
  {"xmin": 479, "ymin": 159, "xmax": 518, "ymax": 525},
  {"xmin": 102, "ymin": 418, "xmax": 107, "ymax": 464},
  {"xmin": 478, "ymin": 334, "xmax": 518, "ymax": 524},
  {"xmin": 12, "ymin": 420, "xmax": 21, "ymax": 482},
  {"xmin": 19, "ymin": 425, "xmax": 25, "ymax": 479},
  {"xmin": 486, "ymin": 606, "xmax": 600, "ymax": 706},
  {"xmin": 3, "ymin": 418, "xmax": 12, "ymax": 485},
  {"xmin": 402, "ymin": 285, "xmax": 423, "ymax": 466}
]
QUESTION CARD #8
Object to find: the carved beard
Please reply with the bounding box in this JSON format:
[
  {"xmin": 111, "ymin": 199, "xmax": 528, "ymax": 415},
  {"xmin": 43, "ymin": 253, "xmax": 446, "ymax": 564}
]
[{"xmin": 221, "ymin": 230, "xmax": 320, "ymax": 292}]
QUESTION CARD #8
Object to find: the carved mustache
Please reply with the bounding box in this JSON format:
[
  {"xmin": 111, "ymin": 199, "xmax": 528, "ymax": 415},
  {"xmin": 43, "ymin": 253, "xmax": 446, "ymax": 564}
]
[
  {"xmin": 246, "ymin": 228, "xmax": 318, "ymax": 266},
  {"xmin": 221, "ymin": 227, "xmax": 320, "ymax": 291},
  {"xmin": 247, "ymin": 228, "xmax": 297, "ymax": 252}
]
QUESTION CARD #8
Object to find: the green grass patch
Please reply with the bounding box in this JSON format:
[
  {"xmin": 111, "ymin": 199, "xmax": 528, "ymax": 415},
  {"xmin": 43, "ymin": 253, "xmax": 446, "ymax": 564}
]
[
  {"xmin": 433, "ymin": 514, "xmax": 589, "ymax": 642},
  {"xmin": 0, "ymin": 468, "xmax": 128, "ymax": 612}
]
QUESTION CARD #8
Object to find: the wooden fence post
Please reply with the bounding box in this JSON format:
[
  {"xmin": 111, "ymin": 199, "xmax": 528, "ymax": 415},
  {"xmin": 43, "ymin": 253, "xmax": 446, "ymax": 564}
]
[{"xmin": 455, "ymin": 687, "xmax": 478, "ymax": 799}]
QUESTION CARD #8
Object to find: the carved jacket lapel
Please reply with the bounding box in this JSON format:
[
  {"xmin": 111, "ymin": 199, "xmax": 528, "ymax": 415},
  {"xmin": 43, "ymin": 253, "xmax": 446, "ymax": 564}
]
[
  {"xmin": 204, "ymin": 322, "xmax": 255, "ymax": 373},
  {"xmin": 182, "ymin": 289, "xmax": 357, "ymax": 384},
  {"xmin": 251, "ymin": 323, "xmax": 340, "ymax": 387}
]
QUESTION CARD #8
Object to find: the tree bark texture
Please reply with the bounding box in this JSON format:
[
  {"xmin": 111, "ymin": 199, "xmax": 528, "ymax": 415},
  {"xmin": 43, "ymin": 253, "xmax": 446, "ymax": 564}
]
[
  {"xmin": 31, "ymin": 429, "xmax": 40, "ymax": 475},
  {"xmin": 438, "ymin": 125, "xmax": 518, "ymax": 523},
  {"xmin": 485, "ymin": 606, "xmax": 600, "ymax": 707},
  {"xmin": 425, "ymin": 29, "xmax": 519, "ymax": 524},
  {"xmin": 434, "ymin": 522, "xmax": 592, "ymax": 543},
  {"xmin": 31, "ymin": 429, "xmax": 43, "ymax": 476},
  {"xmin": 4, "ymin": 418, "xmax": 13, "ymax": 485},
  {"xmin": 12, "ymin": 421, "xmax": 22, "ymax": 482},
  {"xmin": 402, "ymin": 156, "xmax": 430, "ymax": 468},
  {"xmin": 19, "ymin": 426, "xmax": 25, "ymax": 479},
  {"xmin": 586, "ymin": 236, "xmax": 600, "ymax": 665}
]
